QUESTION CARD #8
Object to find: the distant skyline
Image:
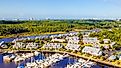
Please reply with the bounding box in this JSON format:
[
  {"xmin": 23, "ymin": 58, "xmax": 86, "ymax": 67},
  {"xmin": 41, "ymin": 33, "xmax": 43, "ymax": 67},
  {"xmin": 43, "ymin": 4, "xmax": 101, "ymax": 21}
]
[{"xmin": 0, "ymin": 0, "xmax": 121, "ymax": 19}]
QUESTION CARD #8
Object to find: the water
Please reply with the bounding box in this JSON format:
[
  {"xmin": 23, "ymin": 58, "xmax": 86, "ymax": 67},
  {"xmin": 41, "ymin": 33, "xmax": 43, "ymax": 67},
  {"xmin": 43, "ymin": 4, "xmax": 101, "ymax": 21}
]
[
  {"xmin": 0, "ymin": 53, "xmax": 111, "ymax": 68},
  {"xmin": 18, "ymin": 53, "xmax": 46, "ymax": 67},
  {"xmin": 0, "ymin": 34, "xmax": 52, "ymax": 43},
  {"xmin": 0, "ymin": 38, "xmax": 14, "ymax": 43},
  {"xmin": 0, "ymin": 54, "xmax": 16, "ymax": 68},
  {"xmin": 50, "ymin": 57, "xmax": 77, "ymax": 68},
  {"xmin": 0, "ymin": 33, "xmax": 111, "ymax": 68},
  {"xmin": 0, "ymin": 54, "xmax": 45, "ymax": 68}
]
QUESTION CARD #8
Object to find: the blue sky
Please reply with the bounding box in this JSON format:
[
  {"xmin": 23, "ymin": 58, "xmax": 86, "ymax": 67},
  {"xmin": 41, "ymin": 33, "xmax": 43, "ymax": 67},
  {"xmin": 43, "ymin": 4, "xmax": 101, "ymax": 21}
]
[{"xmin": 0, "ymin": 0, "xmax": 121, "ymax": 19}]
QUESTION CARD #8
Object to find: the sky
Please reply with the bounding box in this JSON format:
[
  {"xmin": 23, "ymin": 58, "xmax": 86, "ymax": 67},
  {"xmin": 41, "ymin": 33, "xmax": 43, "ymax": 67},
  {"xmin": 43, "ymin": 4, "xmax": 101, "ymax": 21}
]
[{"xmin": 0, "ymin": 0, "xmax": 121, "ymax": 19}]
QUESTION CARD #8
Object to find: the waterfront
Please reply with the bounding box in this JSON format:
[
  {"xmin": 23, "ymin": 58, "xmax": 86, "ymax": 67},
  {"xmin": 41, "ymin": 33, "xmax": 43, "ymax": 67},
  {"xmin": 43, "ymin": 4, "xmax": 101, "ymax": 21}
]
[
  {"xmin": 0, "ymin": 52, "xmax": 111, "ymax": 68},
  {"xmin": 0, "ymin": 34, "xmax": 120, "ymax": 68}
]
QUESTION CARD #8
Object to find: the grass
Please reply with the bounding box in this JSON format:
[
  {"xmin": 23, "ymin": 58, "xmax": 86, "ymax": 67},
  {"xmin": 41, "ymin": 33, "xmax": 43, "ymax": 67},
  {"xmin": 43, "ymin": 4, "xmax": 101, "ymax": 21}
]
[{"xmin": 99, "ymin": 44, "xmax": 110, "ymax": 47}]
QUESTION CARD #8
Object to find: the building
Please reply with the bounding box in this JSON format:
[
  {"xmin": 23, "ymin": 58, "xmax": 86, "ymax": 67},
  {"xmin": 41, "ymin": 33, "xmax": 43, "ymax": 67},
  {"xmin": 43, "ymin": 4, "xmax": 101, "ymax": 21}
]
[
  {"xmin": 51, "ymin": 38, "xmax": 66, "ymax": 42},
  {"xmin": 66, "ymin": 36, "xmax": 80, "ymax": 44},
  {"xmin": 108, "ymin": 55, "xmax": 116, "ymax": 60},
  {"xmin": 43, "ymin": 43, "xmax": 63, "ymax": 49},
  {"xmin": 82, "ymin": 46, "xmax": 102, "ymax": 56},
  {"xmin": 68, "ymin": 32, "xmax": 79, "ymax": 36},
  {"xmin": 26, "ymin": 43, "xmax": 39, "ymax": 49},
  {"xmin": 103, "ymin": 39, "xmax": 110, "ymax": 44},
  {"xmin": 65, "ymin": 44, "xmax": 80, "ymax": 51},
  {"xmin": 13, "ymin": 42, "xmax": 25, "ymax": 49},
  {"xmin": 13, "ymin": 42, "xmax": 39, "ymax": 49},
  {"xmin": 110, "ymin": 42, "xmax": 116, "ymax": 48},
  {"xmin": 65, "ymin": 36, "xmax": 80, "ymax": 51},
  {"xmin": 91, "ymin": 28, "xmax": 101, "ymax": 33},
  {"xmin": 81, "ymin": 30, "xmax": 92, "ymax": 35},
  {"xmin": 83, "ymin": 37, "xmax": 99, "ymax": 44}
]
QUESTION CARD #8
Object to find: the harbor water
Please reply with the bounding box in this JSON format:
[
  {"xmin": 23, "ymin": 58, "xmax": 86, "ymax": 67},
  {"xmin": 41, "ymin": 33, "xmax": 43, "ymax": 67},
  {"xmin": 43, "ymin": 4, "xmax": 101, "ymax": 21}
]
[{"xmin": 0, "ymin": 53, "xmax": 110, "ymax": 68}]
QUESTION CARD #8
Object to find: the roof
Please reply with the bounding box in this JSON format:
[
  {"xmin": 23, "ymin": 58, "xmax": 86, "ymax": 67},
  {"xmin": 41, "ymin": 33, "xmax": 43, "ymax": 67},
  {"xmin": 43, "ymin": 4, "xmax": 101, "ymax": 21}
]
[
  {"xmin": 82, "ymin": 46, "xmax": 102, "ymax": 56},
  {"xmin": 108, "ymin": 55, "xmax": 116, "ymax": 60}
]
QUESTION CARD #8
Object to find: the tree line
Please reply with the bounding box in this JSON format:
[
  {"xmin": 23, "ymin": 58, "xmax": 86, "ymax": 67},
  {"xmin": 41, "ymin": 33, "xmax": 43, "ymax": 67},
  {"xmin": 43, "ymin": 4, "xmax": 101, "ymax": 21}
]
[{"xmin": 0, "ymin": 20, "xmax": 121, "ymax": 36}]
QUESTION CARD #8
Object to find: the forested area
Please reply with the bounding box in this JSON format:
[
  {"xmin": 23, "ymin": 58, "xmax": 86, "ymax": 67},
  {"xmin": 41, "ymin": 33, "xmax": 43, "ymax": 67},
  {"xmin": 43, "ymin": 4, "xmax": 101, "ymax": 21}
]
[
  {"xmin": 0, "ymin": 19, "xmax": 121, "ymax": 37},
  {"xmin": 90, "ymin": 28, "xmax": 121, "ymax": 45}
]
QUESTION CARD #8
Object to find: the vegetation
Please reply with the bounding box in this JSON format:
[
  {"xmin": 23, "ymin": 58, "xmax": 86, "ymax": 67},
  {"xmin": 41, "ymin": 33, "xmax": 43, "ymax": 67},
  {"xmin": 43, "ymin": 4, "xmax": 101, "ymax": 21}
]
[
  {"xmin": 0, "ymin": 20, "xmax": 121, "ymax": 38},
  {"xmin": 90, "ymin": 28, "xmax": 121, "ymax": 46}
]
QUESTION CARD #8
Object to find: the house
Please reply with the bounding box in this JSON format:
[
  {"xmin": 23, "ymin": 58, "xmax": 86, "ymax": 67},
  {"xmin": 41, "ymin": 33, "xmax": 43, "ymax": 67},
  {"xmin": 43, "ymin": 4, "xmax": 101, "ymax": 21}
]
[
  {"xmin": 104, "ymin": 45, "xmax": 109, "ymax": 49},
  {"xmin": 68, "ymin": 32, "xmax": 79, "ymax": 36},
  {"xmin": 103, "ymin": 39, "xmax": 110, "ymax": 44},
  {"xmin": 43, "ymin": 43, "xmax": 63, "ymax": 49},
  {"xmin": 110, "ymin": 42, "xmax": 116, "ymax": 48},
  {"xmin": 51, "ymin": 38, "xmax": 66, "ymax": 42},
  {"xmin": 108, "ymin": 55, "xmax": 116, "ymax": 60},
  {"xmin": 83, "ymin": 37, "xmax": 99, "ymax": 44},
  {"xmin": 83, "ymin": 35, "xmax": 89, "ymax": 38},
  {"xmin": 91, "ymin": 29, "xmax": 101, "ymax": 33},
  {"xmin": 26, "ymin": 43, "xmax": 39, "ymax": 49},
  {"xmin": 65, "ymin": 44, "xmax": 80, "ymax": 51},
  {"xmin": 13, "ymin": 42, "xmax": 25, "ymax": 49},
  {"xmin": 82, "ymin": 46, "xmax": 102, "ymax": 56},
  {"xmin": 13, "ymin": 42, "xmax": 39, "ymax": 49},
  {"xmin": 81, "ymin": 30, "xmax": 92, "ymax": 35},
  {"xmin": 65, "ymin": 36, "xmax": 80, "ymax": 51},
  {"xmin": 68, "ymin": 40, "xmax": 80, "ymax": 44},
  {"xmin": 66, "ymin": 36, "xmax": 80, "ymax": 44},
  {"xmin": 50, "ymin": 35, "xmax": 59, "ymax": 38},
  {"xmin": 66, "ymin": 36, "xmax": 79, "ymax": 40}
]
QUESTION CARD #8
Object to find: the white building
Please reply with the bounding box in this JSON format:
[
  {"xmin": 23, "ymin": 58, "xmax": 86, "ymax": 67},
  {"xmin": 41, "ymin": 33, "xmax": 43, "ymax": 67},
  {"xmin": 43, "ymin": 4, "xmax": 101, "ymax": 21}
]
[
  {"xmin": 83, "ymin": 37, "xmax": 99, "ymax": 44},
  {"xmin": 108, "ymin": 55, "xmax": 116, "ymax": 60},
  {"xmin": 65, "ymin": 36, "xmax": 80, "ymax": 51},
  {"xmin": 68, "ymin": 32, "xmax": 79, "ymax": 36},
  {"xmin": 65, "ymin": 44, "xmax": 80, "ymax": 51},
  {"xmin": 13, "ymin": 42, "xmax": 25, "ymax": 49},
  {"xmin": 51, "ymin": 38, "xmax": 66, "ymax": 42},
  {"xmin": 26, "ymin": 43, "xmax": 39, "ymax": 49},
  {"xmin": 13, "ymin": 42, "xmax": 39, "ymax": 49},
  {"xmin": 43, "ymin": 43, "xmax": 63, "ymax": 49},
  {"xmin": 66, "ymin": 36, "xmax": 80, "ymax": 44},
  {"xmin": 82, "ymin": 46, "xmax": 102, "ymax": 56},
  {"xmin": 110, "ymin": 42, "xmax": 116, "ymax": 48},
  {"xmin": 103, "ymin": 39, "xmax": 110, "ymax": 44}
]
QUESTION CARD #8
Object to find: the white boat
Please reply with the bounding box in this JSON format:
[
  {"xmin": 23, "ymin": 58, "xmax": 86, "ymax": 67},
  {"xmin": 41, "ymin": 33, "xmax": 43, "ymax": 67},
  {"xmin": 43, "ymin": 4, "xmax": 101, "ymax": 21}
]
[
  {"xmin": 10, "ymin": 54, "xmax": 16, "ymax": 59},
  {"xmin": 34, "ymin": 51, "xmax": 39, "ymax": 56}
]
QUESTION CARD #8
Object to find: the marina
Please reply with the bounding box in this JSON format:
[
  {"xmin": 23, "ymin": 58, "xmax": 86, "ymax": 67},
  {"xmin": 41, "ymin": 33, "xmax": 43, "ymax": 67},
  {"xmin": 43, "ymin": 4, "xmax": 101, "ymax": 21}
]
[
  {"xmin": 0, "ymin": 31, "xmax": 121, "ymax": 68},
  {"xmin": 0, "ymin": 0, "xmax": 121, "ymax": 68},
  {"xmin": 0, "ymin": 51, "xmax": 111, "ymax": 68}
]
